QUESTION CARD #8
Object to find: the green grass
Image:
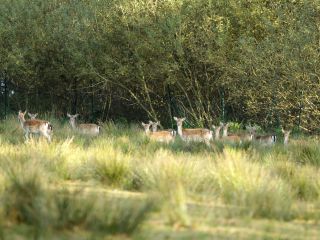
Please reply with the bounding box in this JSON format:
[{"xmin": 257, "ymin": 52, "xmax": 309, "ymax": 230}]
[{"xmin": 0, "ymin": 116, "xmax": 320, "ymax": 239}]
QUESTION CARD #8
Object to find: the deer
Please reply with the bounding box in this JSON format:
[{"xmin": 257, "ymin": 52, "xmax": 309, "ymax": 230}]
[
  {"xmin": 173, "ymin": 117, "xmax": 213, "ymax": 145},
  {"xmin": 17, "ymin": 110, "xmax": 52, "ymax": 142},
  {"xmin": 67, "ymin": 113, "xmax": 100, "ymax": 136},
  {"xmin": 149, "ymin": 121, "xmax": 176, "ymax": 136},
  {"xmin": 221, "ymin": 122, "xmax": 242, "ymax": 143},
  {"xmin": 221, "ymin": 122, "xmax": 255, "ymax": 143},
  {"xmin": 281, "ymin": 128, "xmax": 291, "ymax": 145},
  {"xmin": 28, "ymin": 112, "xmax": 38, "ymax": 119},
  {"xmin": 141, "ymin": 122, "xmax": 175, "ymax": 143},
  {"xmin": 254, "ymin": 134, "xmax": 277, "ymax": 145},
  {"xmin": 249, "ymin": 126, "xmax": 275, "ymax": 145}
]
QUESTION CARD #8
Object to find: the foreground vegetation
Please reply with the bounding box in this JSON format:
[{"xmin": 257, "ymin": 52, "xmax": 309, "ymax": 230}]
[{"xmin": 0, "ymin": 116, "xmax": 320, "ymax": 239}]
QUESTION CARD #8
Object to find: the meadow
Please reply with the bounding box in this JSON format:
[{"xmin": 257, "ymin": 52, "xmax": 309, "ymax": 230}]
[{"xmin": 0, "ymin": 115, "xmax": 320, "ymax": 239}]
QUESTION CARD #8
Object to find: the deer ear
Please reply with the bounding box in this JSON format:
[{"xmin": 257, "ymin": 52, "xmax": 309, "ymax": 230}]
[
  {"xmin": 212, "ymin": 125, "xmax": 216, "ymax": 129},
  {"xmin": 173, "ymin": 117, "xmax": 178, "ymax": 121},
  {"xmin": 34, "ymin": 113, "xmax": 38, "ymax": 117},
  {"xmin": 157, "ymin": 121, "xmax": 160, "ymax": 125},
  {"xmin": 141, "ymin": 122, "xmax": 145, "ymax": 126},
  {"xmin": 182, "ymin": 117, "xmax": 186, "ymax": 121},
  {"xmin": 67, "ymin": 113, "xmax": 71, "ymax": 118},
  {"xmin": 28, "ymin": 113, "xmax": 32, "ymax": 117},
  {"xmin": 149, "ymin": 120, "xmax": 153, "ymax": 124},
  {"xmin": 23, "ymin": 110, "xmax": 27, "ymax": 115}
]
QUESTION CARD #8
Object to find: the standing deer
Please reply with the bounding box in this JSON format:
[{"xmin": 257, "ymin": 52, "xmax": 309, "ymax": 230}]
[
  {"xmin": 254, "ymin": 134, "xmax": 277, "ymax": 145},
  {"xmin": 173, "ymin": 117, "xmax": 213, "ymax": 145},
  {"xmin": 67, "ymin": 113, "xmax": 100, "ymax": 136},
  {"xmin": 245, "ymin": 125, "xmax": 276, "ymax": 145},
  {"xmin": 141, "ymin": 122, "xmax": 175, "ymax": 143},
  {"xmin": 221, "ymin": 122, "xmax": 254, "ymax": 143},
  {"xmin": 18, "ymin": 110, "xmax": 52, "ymax": 142},
  {"xmin": 28, "ymin": 112, "xmax": 38, "ymax": 119},
  {"xmin": 149, "ymin": 121, "xmax": 176, "ymax": 136},
  {"xmin": 281, "ymin": 128, "xmax": 291, "ymax": 145},
  {"xmin": 221, "ymin": 122, "xmax": 242, "ymax": 143}
]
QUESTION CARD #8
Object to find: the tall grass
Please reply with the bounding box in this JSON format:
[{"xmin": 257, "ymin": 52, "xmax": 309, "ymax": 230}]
[
  {"xmin": 210, "ymin": 148, "xmax": 294, "ymax": 220},
  {"xmin": 0, "ymin": 162, "xmax": 154, "ymax": 238},
  {"xmin": 0, "ymin": 116, "xmax": 320, "ymax": 238}
]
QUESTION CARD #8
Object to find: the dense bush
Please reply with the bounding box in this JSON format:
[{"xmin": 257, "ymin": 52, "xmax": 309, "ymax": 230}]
[{"xmin": 1, "ymin": 0, "xmax": 320, "ymax": 131}]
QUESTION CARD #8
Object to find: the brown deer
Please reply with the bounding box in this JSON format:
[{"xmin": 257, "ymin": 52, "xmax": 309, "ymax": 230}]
[
  {"xmin": 141, "ymin": 122, "xmax": 175, "ymax": 143},
  {"xmin": 18, "ymin": 110, "xmax": 52, "ymax": 142},
  {"xmin": 250, "ymin": 126, "xmax": 275, "ymax": 145},
  {"xmin": 149, "ymin": 121, "xmax": 176, "ymax": 136},
  {"xmin": 173, "ymin": 117, "xmax": 213, "ymax": 145},
  {"xmin": 67, "ymin": 113, "xmax": 100, "ymax": 136},
  {"xmin": 221, "ymin": 122, "xmax": 242, "ymax": 143}
]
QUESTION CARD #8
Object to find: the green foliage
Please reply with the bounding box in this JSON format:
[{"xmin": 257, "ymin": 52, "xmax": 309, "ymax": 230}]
[{"xmin": 1, "ymin": 0, "xmax": 320, "ymax": 130}]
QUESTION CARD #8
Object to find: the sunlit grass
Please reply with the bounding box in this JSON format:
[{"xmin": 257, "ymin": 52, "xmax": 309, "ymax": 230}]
[{"xmin": 0, "ymin": 116, "xmax": 320, "ymax": 238}]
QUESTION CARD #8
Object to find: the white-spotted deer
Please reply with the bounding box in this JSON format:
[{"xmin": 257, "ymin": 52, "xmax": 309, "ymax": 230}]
[
  {"xmin": 149, "ymin": 121, "xmax": 176, "ymax": 136},
  {"xmin": 281, "ymin": 128, "xmax": 291, "ymax": 145},
  {"xmin": 28, "ymin": 112, "xmax": 38, "ymax": 119},
  {"xmin": 173, "ymin": 117, "xmax": 213, "ymax": 145},
  {"xmin": 247, "ymin": 125, "xmax": 276, "ymax": 145},
  {"xmin": 254, "ymin": 134, "xmax": 277, "ymax": 145},
  {"xmin": 221, "ymin": 122, "xmax": 255, "ymax": 143},
  {"xmin": 141, "ymin": 122, "xmax": 175, "ymax": 143},
  {"xmin": 221, "ymin": 122, "xmax": 242, "ymax": 143},
  {"xmin": 67, "ymin": 113, "xmax": 100, "ymax": 136},
  {"xmin": 18, "ymin": 110, "xmax": 52, "ymax": 142}
]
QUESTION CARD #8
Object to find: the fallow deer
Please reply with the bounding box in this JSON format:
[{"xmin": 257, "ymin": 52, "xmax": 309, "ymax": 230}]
[
  {"xmin": 221, "ymin": 122, "xmax": 242, "ymax": 143},
  {"xmin": 173, "ymin": 117, "xmax": 213, "ymax": 145},
  {"xmin": 141, "ymin": 122, "xmax": 175, "ymax": 143},
  {"xmin": 254, "ymin": 134, "xmax": 277, "ymax": 145},
  {"xmin": 18, "ymin": 110, "xmax": 52, "ymax": 142},
  {"xmin": 222, "ymin": 123, "xmax": 255, "ymax": 143},
  {"xmin": 67, "ymin": 113, "xmax": 100, "ymax": 136},
  {"xmin": 149, "ymin": 121, "xmax": 176, "ymax": 136},
  {"xmin": 246, "ymin": 125, "xmax": 276, "ymax": 145}
]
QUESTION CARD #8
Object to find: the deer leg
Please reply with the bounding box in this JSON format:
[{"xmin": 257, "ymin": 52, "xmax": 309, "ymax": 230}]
[
  {"xmin": 24, "ymin": 130, "xmax": 29, "ymax": 141},
  {"xmin": 43, "ymin": 132, "xmax": 51, "ymax": 143}
]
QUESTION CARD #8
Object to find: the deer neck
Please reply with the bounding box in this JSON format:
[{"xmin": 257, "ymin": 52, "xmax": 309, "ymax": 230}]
[
  {"xmin": 18, "ymin": 117, "xmax": 26, "ymax": 129},
  {"xmin": 223, "ymin": 127, "xmax": 228, "ymax": 137},
  {"xmin": 215, "ymin": 127, "xmax": 221, "ymax": 140},
  {"xmin": 144, "ymin": 127, "xmax": 150, "ymax": 135},
  {"xmin": 284, "ymin": 135, "xmax": 289, "ymax": 144},
  {"xmin": 70, "ymin": 120, "xmax": 77, "ymax": 130},
  {"xmin": 177, "ymin": 124, "xmax": 183, "ymax": 137}
]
